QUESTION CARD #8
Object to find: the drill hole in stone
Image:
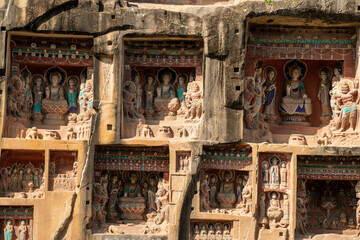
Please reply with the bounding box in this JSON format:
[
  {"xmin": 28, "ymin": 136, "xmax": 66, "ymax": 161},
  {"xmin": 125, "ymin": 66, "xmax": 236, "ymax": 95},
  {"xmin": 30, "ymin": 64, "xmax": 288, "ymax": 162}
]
[
  {"xmin": 107, "ymin": 40, "xmax": 112, "ymax": 46},
  {"xmin": 235, "ymin": 29, "xmax": 239, "ymax": 34},
  {"xmin": 107, "ymin": 124, "xmax": 112, "ymax": 130},
  {"xmin": 235, "ymin": 86, "xmax": 241, "ymax": 91},
  {"xmin": 111, "ymin": 15, "xmax": 115, "ymax": 19},
  {"xmin": 358, "ymin": 5, "xmax": 360, "ymax": 11},
  {"xmin": 279, "ymin": 232, "xmax": 283, "ymax": 236},
  {"xmin": 233, "ymin": 67, "xmax": 239, "ymax": 72},
  {"xmin": 0, "ymin": 26, "xmax": 6, "ymax": 31},
  {"xmin": 86, "ymin": 200, "xmax": 90, "ymax": 205}
]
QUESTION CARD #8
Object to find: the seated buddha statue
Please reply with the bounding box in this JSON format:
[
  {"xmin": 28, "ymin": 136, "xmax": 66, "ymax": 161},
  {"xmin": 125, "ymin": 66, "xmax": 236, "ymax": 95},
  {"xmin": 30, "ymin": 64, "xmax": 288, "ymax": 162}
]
[
  {"xmin": 41, "ymin": 71, "xmax": 69, "ymax": 125},
  {"xmin": 118, "ymin": 172, "xmax": 146, "ymax": 220},
  {"xmin": 217, "ymin": 171, "xmax": 236, "ymax": 208},
  {"xmin": 154, "ymin": 71, "xmax": 180, "ymax": 117},
  {"xmin": 280, "ymin": 66, "xmax": 312, "ymax": 122}
]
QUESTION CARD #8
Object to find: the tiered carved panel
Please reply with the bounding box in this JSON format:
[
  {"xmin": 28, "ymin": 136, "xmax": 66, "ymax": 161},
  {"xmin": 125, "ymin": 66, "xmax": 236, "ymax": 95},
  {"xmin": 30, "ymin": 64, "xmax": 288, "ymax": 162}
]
[
  {"xmin": 258, "ymin": 153, "xmax": 290, "ymax": 230},
  {"xmin": 48, "ymin": 151, "xmax": 78, "ymax": 191},
  {"xmin": 200, "ymin": 145, "xmax": 252, "ymax": 216},
  {"xmin": 0, "ymin": 206, "xmax": 33, "ymax": 240},
  {"xmin": 93, "ymin": 146, "xmax": 170, "ymax": 236},
  {"xmin": 122, "ymin": 39, "xmax": 204, "ymax": 139},
  {"xmin": 0, "ymin": 150, "xmax": 45, "ymax": 198},
  {"xmin": 4, "ymin": 34, "xmax": 94, "ymax": 140}
]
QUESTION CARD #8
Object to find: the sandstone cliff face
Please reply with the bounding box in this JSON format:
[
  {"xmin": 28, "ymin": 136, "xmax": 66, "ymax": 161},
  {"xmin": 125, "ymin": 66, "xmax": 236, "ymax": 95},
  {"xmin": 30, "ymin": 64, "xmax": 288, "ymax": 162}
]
[{"xmin": 1, "ymin": 0, "xmax": 360, "ymax": 142}]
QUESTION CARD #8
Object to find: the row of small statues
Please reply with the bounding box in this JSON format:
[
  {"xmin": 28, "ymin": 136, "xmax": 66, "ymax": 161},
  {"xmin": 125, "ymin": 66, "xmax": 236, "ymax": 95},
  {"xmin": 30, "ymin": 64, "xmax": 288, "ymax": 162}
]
[
  {"xmin": 3, "ymin": 220, "xmax": 27, "ymax": 240},
  {"xmin": 0, "ymin": 163, "xmax": 44, "ymax": 193},
  {"xmin": 92, "ymin": 171, "xmax": 169, "ymax": 226},
  {"xmin": 136, "ymin": 124, "xmax": 198, "ymax": 139},
  {"xmin": 262, "ymin": 157, "xmax": 287, "ymax": 190},
  {"xmin": 259, "ymin": 192, "xmax": 289, "ymax": 229},
  {"xmin": 200, "ymin": 170, "xmax": 252, "ymax": 215},
  {"xmin": 193, "ymin": 223, "xmax": 231, "ymax": 240},
  {"xmin": 123, "ymin": 71, "xmax": 203, "ymax": 120},
  {"xmin": 7, "ymin": 70, "xmax": 94, "ymax": 125}
]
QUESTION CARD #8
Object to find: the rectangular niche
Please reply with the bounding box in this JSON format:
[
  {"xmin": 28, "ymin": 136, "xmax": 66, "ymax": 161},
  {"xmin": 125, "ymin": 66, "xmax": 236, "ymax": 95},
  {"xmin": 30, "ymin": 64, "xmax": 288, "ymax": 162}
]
[
  {"xmin": 176, "ymin": 151, "xmax": 191, "ymax": 172},
  {"xmin": 0, "ymin": 206, "xmax": 34, "ymax": 240},
  {"xmin": 48, "ymin": 151, "xmax": 78, "ymax": 191},
  {"xmin": 122, "ymin": 38, "xmax": 204, "ymax": 140},
  {"xmin": 297, "ymin": 155, "xmax": 360, "ymax": 234},
  {"xmin": 0, "ymin": 150, "xmax": 45, "ymax": 198},
  {"xmin": 200, "ymin": 145, "xmax": 252, "ymax": 215},
  {"xmin": 4, "ymin": 32, "xmax": 94, "ymax": 141},
  {"xmin": 190, "ymin": 221, "xmax": 232, "ymax": 240},
  {"xmin": 92, "ymin": 146, "xmax": 170, "ymax": 235}
]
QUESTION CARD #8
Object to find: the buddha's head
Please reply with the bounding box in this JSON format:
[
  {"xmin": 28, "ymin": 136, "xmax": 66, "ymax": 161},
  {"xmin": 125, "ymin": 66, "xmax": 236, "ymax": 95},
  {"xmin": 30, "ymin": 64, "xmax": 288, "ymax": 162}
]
[
  {"xmin": 6, "ymin": 220, "xmax": 11, "ymax": 226},
  {"xmin": 334, "ymin": 68, "xmax": 340, "ymax": 76},
  {"xmin": 263, "ymin": 162, "xmax": 269, "ymax": 169},
  {"xmin": 128, "ymin": 83, "xmax": 135, "ymax": 93},
  {"xmin": 26, "ymin": 167, "xmax": 32, "ymax": 174},
  {"xmin": 14, "ymin": 78, "xmax": 21, "ymax": 90},
  {"xmin": 20, "ymin": 220, "xmax": 25, "ymax": 226},
  {"xmin": 50, "ymin": 72, "xmax": 61, "ymax": 87},
  {"xmin": 162, "ymin": 72, "xmax": 171, "ymax": 86},
  {"xmin": 291, "ymin": 67, "xmax": 301, "ymax": 81},
  {"xmin": 210, "ymin": 176, "xmax": 216, "ymax": 183},
  {"xmin": 130, "ymin": 173, "xmax": 138, "ymax": 184},
  {"xmin": 281, "ymin": 162, "xmax": 286, "ymax": 168},
  {"xmin": 284, "ymin": 194, "xmax": 288, "ymax": 200},
  {"xmin": 271, "ymin": 193, "xmax": 277, "ymax": 199},
  {"xmin": 341, "ymin": 82, "xmax": 350, "ymax": 94},
  {"xmin": 224, "ymin": 171, "xmax": 231, "ymax": 181}
]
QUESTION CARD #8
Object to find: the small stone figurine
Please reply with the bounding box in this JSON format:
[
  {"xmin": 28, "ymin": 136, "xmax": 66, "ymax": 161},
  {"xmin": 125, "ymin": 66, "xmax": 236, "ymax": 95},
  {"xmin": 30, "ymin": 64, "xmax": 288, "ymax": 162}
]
[
  {"xmin": 3, "ymin": 220, "xmax": 13, "ymax": 240},
  {"xmin": 18, "ymin": 220, "xmax": 27, "ymax": 240}
]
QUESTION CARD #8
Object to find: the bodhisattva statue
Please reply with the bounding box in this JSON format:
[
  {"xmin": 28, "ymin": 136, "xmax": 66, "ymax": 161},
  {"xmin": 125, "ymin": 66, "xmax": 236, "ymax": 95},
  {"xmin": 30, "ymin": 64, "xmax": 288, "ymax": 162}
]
[
  {"xmin": 280, "ymin": 162, "xmax": 287, "ymax": 190},
  {"xmin": 32, "ymin": 76, "xmax": 44, "ymax": 122},
  {"xmin": 67, "ymin": 77, "xmax": 78, "ymax": 113},
  {"xmin": 318, "ymin": 69, "xmax": 332, "ymax": 123},
  {"xmin": 176, "ymin": 76, "xmax": 188, "ymax": 116},
  {"xmin": 263, "ymin": 68, "xmax": 277, "ymax": 118},
  {"xmin": 200, "ymin": 172, "xmax": 211, "ymax": 211},
  {"xmin": 330, "ymin": 67, "xmax": 342, "ymax": 118},
  {"xmin": 41, "ymin": 71, "xmax": 69, "ymax": 125},
  {"xmin": 118, "ymin": 172, "xmax": 146, "ymax": 220},
  {"xmin": 244, "ymin": 78, "xmax": 257, "ymax": 129},
  {"xmin": 144, "ymin": 75, "xmax": 155, "ymax": 112},
  {"xmin": 280, "ymin": 194, "xmax": 290, "ymax": 226},
  {"xmin": 217, "ymin": 171, "xmax": 236, "ymax": 208},
  {"xmin": 3, "ymin": 220, "xmax": 13, "ymax": 240},
  {"xmin": 280, "ymin": 66, "xmax": 312, "ymax": 122},
  {"xmin": 18, "ymin": 220, "xmax": 27, "ymax": 240},
  {"xmin": 23, "ymin": 74, "xmax": 33, "ymax": 119},
  {"xmin": 209, "ymin": 174, "xmax": 218, "ymax": 208},
  {"xmin": 262, "ymin": 161, "xmax": 270, "ymax": 189},
  {"xmin": 332, "ymin": 80, "xmax": 358, "ymax": 132},
  {"xmin": 147, "ymin": 177, "xmax": 158, "ymax": 213},
  {"xmin": 107, "ymin": 175, "xmax": 121, "ymax": 221}
]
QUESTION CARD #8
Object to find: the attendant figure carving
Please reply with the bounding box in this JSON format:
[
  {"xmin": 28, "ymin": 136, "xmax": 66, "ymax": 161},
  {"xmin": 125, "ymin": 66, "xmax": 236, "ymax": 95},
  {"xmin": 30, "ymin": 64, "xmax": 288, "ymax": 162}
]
[
  {"xmin": 185, "ymin": 82, "xmax": 203, "ymax": 120},
  {"xmin": 332, "ymin": 80, "xmax": 358, "ymax": 132},
  {"xmin": 200, "ymin": 172, "xmax": 211, "ymax": 211},
  {"xmin": 18, "ymin": 220, "xmax": 27, "ymax": 240},
  {"xmin": 269, "ymin": 157, "xmax": 280, "ymax": 189},
  {"xmin": 266, "ymin": 192, "xmax": 283, "ymax": 229},
  {"xmin": 318, "ymin": 68, "xmax": 332, "ymax": 123},
  {"xmin": 263, "ymin": 67, "xmax": 277, "ymax": 120},
  {"xmin": 32, "ymin": 75, "xmax": 44, "ymax": 122},
  {"xmin": 3, "ymin": 220, "xmax": 13, "ymax": 240},
  {"xmin": 67, "ymin": 77, "xmax": 78, "ymax": 113},
  {"xmin": 7, "ymin": 77, "xmax": 23, "ymax": 117}
]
